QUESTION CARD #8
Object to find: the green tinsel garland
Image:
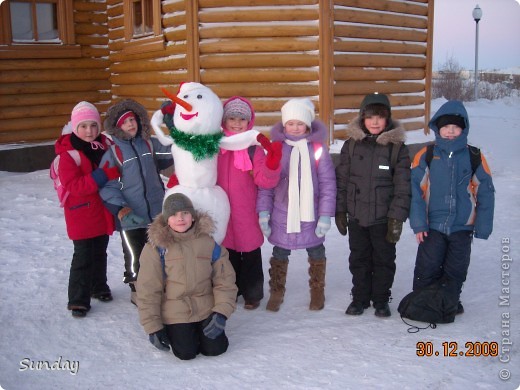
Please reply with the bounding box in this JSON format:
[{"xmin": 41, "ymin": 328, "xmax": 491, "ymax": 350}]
[{"xmin": 169, "ymin": 126, "xmax": 224, "ymax": 161}]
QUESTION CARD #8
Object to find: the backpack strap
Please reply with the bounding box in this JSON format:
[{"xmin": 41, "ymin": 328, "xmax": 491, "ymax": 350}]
[
  {"xmin": 110, "ymin": 144, "xmax": 124, "ymax": 167},
  {"xmin": 211, "ymin": 242, "xmax": 221, "ymax": 264},
  {"xmin": 425, "ymin": 144, "xmax": 434, "ymax": 169},
  {"xmin": 468, "ymin": 145, "xmax": 481, "ymax": 176}
]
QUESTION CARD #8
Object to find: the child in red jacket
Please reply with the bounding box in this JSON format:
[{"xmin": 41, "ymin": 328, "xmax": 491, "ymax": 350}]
[{"xmin": 54, "ymin": 101, "xmax": 119, "ymax": 318}]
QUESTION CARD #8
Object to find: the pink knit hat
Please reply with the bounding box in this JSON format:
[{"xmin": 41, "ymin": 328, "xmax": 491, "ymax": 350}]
[
  {"xmin": 222, "ymin": 96, "xmax": 255, "ymax": 130},
  {"xmin": 71, "ymin": 101, "xmax": 102, "ymax": 136}
]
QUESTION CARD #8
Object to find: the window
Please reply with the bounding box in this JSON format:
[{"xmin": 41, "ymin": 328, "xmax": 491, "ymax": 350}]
[
  {"xmin": 123, "ymin": 0, "xmax": 164, "ymax": 54},
  {"xmin": 0, "ymin": 0, "xmax": 78, "ymax": 58}
]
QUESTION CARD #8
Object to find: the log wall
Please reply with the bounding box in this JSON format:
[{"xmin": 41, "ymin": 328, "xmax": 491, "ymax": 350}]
[
  {"xmin": 0, "ymin": 0, "xmax": 110, "ymax": 143},
  {"xmin": 0, "ymin": 0, "xmax": 434, "ymax": 144}
]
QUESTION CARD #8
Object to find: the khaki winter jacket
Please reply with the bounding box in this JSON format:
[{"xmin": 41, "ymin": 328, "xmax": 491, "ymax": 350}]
[{"xmin": 136, "ymin": 211, "xmax": 237, "ymax": 335}]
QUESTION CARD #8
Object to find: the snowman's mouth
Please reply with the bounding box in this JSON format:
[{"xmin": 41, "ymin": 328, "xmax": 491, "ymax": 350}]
[{"xmin": 180, "ymin": 112, "xmax": 199, "ymax": 120}]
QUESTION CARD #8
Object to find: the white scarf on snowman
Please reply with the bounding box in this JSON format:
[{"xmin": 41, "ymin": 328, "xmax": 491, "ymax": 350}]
[{"xmin": 285, "ymin": 139, "xmax": 315, "ymax": 233}]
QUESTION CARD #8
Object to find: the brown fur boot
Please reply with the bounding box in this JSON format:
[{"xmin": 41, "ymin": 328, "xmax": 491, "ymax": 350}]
[
  {"xmin": 308, "ymin": 258, "xmax": 326, "ymax": 310},
  {"xmin": 266, "ymin": 258, "xmax": 288, "ymax": 312}
]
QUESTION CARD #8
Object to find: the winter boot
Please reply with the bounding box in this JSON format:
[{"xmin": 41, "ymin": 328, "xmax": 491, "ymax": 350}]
[
  {"xmin": 129, "ymin": 283, "xmax": 137, "ymax": 307},
  {"xmin": 266, "ymin": 258, "xmax": 288, "ymax": 312},
  {"xmin": 308, "ymin": 258, "xmax": 326, "ymax": 310}
]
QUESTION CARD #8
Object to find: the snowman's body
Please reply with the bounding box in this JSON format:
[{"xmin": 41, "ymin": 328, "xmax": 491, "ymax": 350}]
[{"xmin": 150, "ymin": 83, "xmax": 260, "ymax": 244}]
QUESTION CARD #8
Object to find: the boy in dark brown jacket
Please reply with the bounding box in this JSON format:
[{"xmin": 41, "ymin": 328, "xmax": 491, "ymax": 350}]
[
  {"xmin": 335, "ymin": 93, "xmax": 411, "ymax": 317},
  {"xmin": 136, "ymin": 193, "xmax": 237, "ymax": 360}
]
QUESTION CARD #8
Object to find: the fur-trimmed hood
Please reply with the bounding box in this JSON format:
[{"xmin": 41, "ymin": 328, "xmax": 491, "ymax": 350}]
[
  {"xmin": 345, "ymin": 116, "xmax": 406, "ymax": 146},
  {"xmin": 147, "ymin": 211, "xmax": 215, "ymax": 249},
  {"xmin": 104, "ymin": 99, "xmax": 152, "ymax": 140}
]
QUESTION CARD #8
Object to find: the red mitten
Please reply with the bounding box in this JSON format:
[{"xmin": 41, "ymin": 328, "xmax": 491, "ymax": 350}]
[
  {"xmin": 266, "ymin": 141, "xmax": 282, "ymax": 170},
  {"xmin": 256, "ymin": 133, "xmax": 272, "ymax": 152},
  {"xmin": 167, "ymin": 174, "xmax": 179, "ymax": 188},
  {"xmin": 161, "ymin": 101, "xmax": 175, "ymax": 116},
  {"xmin": 102, "ymin": 161, "xmax": 120, "ymax": 181}
]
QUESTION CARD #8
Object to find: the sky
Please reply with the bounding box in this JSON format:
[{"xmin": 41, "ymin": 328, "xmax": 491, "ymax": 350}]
[
  {"xmin": 0, "ymin": 96, "xmax": 519, "ymax": 389},
  {"xmin": 433, "ymin": 0, "xmax": 520, "ymax": 71}
]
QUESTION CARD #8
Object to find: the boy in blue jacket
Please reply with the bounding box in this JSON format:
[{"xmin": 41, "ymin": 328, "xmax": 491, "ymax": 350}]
[{"xmin": 410, "ymin": 100, "xmax": 495, "ymax": 314}]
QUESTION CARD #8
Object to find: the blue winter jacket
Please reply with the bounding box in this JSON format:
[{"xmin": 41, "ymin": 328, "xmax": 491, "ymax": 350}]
[{"xmin": 409, "ymin": 100, "xmax": 495, "ymax": 239}]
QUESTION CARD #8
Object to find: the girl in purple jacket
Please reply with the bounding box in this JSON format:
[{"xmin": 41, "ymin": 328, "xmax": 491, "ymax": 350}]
[
  {"xmin": 257, "ymin": 98, "xmax": 336, "ymax": 312},
  {"xmin": 217, "ymin": 97, "xmax": 282, "ymax": 310}
]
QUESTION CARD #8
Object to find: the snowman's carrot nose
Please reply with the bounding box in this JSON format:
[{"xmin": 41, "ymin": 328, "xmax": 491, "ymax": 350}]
[{"xmin": 161, "ymin": 87, "xmax": 193, "ymax": 112}]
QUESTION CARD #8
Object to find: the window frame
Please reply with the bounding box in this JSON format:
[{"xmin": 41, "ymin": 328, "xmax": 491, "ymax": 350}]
[
  {"xmin": 0, "ymin": 0, "xmax": 79, "ymax": 59},
  {"xmin": 122, "ymin": 0, "xmax": 164, "ymax": 55}
]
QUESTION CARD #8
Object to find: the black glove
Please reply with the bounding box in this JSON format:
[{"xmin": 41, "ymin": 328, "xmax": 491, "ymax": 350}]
[
  {"xmin": 202, "ymin": 312, "xmax": 227, "ymax": 339},
  {"xmin": 335, "ymin": 212, "xmax": 348, "ymax": 236},
  {"xmin": 148, "ymin": 328, "xmax": 170, "ymax": 351},
  {"xmin": 386, "ymin": 218, "xmax": 403, "ymax": 243}
]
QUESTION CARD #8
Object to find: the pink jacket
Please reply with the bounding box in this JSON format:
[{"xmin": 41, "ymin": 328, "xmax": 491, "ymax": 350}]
[{"xmin": 217, "ymin": 146, "xmax": 280, "ymax": 252}]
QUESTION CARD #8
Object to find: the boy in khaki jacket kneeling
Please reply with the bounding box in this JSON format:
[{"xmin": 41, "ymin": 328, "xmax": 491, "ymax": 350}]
[{"xmin": 137, "ymin": 193, "xmax": 237, "ymax": 360}]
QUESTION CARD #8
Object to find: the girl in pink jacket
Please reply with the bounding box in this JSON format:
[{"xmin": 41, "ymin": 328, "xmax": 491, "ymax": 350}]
[{"xmin": 217, "ymin": 97, "xmax": 281, "ymax": 310}]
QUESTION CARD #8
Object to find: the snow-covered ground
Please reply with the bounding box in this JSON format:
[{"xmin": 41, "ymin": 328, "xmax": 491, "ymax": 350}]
[{"xmin": 0, "ymin": 97, "xmax": 519, "ymax": 389}]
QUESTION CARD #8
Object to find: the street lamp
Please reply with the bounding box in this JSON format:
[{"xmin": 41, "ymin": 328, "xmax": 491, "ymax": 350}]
[{"xmin": 473, "ymin": 5, "xmax": 482, "ymax": 101}]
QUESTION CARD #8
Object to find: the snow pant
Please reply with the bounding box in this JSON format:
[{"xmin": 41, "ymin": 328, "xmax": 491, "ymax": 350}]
[
  {"xmin": 165, "ymin": 319, "xmax": 229, "ymax": 360},
  {"xmin": 68, "ymin": 234, "xmax": 110, "ymax": 309},
  {"xmin": 227, "ymin": 247, "xmax": 264, "ymax": 302},
  {"xmin": 120, "ymin": 228, "xmax": 147, "ymax": 284},
  {"xmin": 413, "ymin": 229, "xmax": 472, "ymax": 298},
  {"xmin": 348, "ymin": 220, "xmax": 396, "ymax": 305}
]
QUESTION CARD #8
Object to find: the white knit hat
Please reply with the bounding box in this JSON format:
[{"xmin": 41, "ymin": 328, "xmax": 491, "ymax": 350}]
[{"xmin": 281, "ymin": 98, "xmax": 315, "ymax": 128}]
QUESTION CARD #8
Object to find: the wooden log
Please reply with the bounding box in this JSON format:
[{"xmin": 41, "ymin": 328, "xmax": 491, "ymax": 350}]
[
  {"xmin": 75, "ymin": 23, "xmax": 108, "ymax": 36},
  {"xmin": 109, "ymin": 43, "xmax": 186, "ymax": 63},
  {"xmin": 162, "ymin": 0, "xmax": 186, "ymax": 14},
  {"xmin": 0, "ymin": 58, "xmax": 108, "ymax": 71},
  {"xmin": 74, "ymin": 12, "xmax": 106, "ymax": 24},
  {"xmin": 1, "ymin": 115, "xmax": 70, "ymax": 132},
  {"xmin": 110, "ymin": 71, "xmax": 186, "ymax": 85},
  {"xmin": 107, "ymin": 16, "xmax": 124, "ymax": 30},
  {"xmin": 199, "ymin": 25, "xmax": 318, "ymax": 39},
  {"xmin": 199, "ymin": 37, "xmax": 319, "ymax": 54},
  {"xmin": 200, "ymin": 53, "xmax": 318, "ymax": 68},
  {"xmin": 81, "ymin": 47, "xmax": 110, "ymax": 58},
  {"xmin": 334, "ymin": 40, "xmax": 426, "ymax": 55},
  {"xmin": 73, "ymin": 0, "xmax": 106, "ymax": 12},
  {"xmin": 334, "ymin": 81, "xmax": 425, "ymax": 96},
  {"xmin": 74, "ymin": 35, "xmax": 109, "ymax": 46},
  {"xmin": 198, "ymin": 8, "xmax": 318, "ymax": 23},
  {"xmin": 0, "ymin": 127, "xmax": 62, "ymax": 143},
  {"xmin": 200, "ymin": 0, "xmax": 318, "ymax": 7},
  {"xmin": 335, "ymin": 8, "xmax": 427, "ymax": 29},
  {"xmin": 334, "ymin": 54, "xmax": 426, "ymax": 68},
  {"xmin": 0, "ymin": 91, "xmax": 110, "ymax": 107},
  {"xmin": 111, "ymin": 57, "xmax": 187, "ymax": 73},
  {"xmin": 162, "ymin": 14, "xmax": 187, "ymax": 29},
  {"xmin": 201, "ymin": 68, "xmax": 318, "ymax": 83},
  {"xmin": 0, "ymin": 69, "xmax": 108, "ymax": 83},
  {"xmin": 106, "ymin": 4, "xmax": 124, "ymax": 18},
  {"xmin": 2, "ymin": 80, "xmax": 111, "ymax": 95},
  {"xmin": 112, "ymin": 84, "xmax": 186, "ymax": 98},
  {"xmin": 209, "ymin": 82, "xmax": 318, "ymax": 97},
  {"xmin": 0, "ymin": 104, "xmax": 75, "ymax": 120},
  {"xmin": 334, "ymin": 94, "xmax": 425, "ymax": 109},
  {"xmin": 334, "ymin": 0, "xmax": 427, "ymax": 16},
  {"xmin": 334, "ymin": 25, "xmax": 427, "ymax": 43},
  {"xmin": 334, "ymin": 67, "xmax": 425, "ymax": 81},
  {"xmin": 164, "ymin": 29, "xmax": 188, "ymax": 43}
]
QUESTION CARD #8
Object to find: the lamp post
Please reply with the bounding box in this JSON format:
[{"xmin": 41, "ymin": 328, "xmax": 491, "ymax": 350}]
[{"xmin": 473, "ymin": 5, "xmax": 482, "ymax": 101}]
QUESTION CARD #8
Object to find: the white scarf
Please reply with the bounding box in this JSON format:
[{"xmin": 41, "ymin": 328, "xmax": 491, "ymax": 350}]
[{"xmin": 285, "ymin": 139, "xmax": 315, "ymax": 233}]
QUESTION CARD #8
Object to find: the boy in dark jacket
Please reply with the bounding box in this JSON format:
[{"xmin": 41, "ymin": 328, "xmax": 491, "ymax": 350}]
[
  {"xmin": 335, "ymin": 93, "xmax": 411, "ymax": 317},
  {"xmin": 410, "ymin": 100, "xmax": 495, "ymax": 314},
  {"xmin": 99, "ymin": 99, "xmax": 173, "ymax": 304}
]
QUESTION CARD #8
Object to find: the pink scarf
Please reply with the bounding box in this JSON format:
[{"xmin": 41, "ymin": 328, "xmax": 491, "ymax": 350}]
[{"xmin": 221, "ymin": 130, "xmax": 253, "ymax": 171}]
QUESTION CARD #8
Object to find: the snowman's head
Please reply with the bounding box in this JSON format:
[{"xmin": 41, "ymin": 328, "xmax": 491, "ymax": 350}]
[{"xmin": 173, "ymin": 82, "xmax": 224, "ymax": 135}]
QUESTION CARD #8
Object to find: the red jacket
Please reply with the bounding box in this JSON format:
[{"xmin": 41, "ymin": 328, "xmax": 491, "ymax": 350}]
[{"xmin": 54, "ymin": 134, "xmax": 115, "ymax": 240}]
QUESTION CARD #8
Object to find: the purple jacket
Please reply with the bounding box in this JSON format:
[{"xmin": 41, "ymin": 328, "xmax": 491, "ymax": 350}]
[{"xmin": 257, "ymin": 120, "xmax": 336, "ymax": 250}]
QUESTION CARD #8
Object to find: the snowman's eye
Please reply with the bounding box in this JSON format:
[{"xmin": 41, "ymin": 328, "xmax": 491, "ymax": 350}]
[
  {"xmin": 197, "ymin": 95, "xmax": 202, "ymax": 99},
  {"xmin": 183, "ymin": 94, "xmax": 189, "ymax": 99}
]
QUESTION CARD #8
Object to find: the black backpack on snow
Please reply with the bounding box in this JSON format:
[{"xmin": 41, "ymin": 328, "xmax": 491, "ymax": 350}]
[{"xmin": 397, "ymin": 276, "xmax": 459, "ymax": 333}]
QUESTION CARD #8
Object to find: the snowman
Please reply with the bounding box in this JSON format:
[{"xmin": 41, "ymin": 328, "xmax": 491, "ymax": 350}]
[{"xmin": 150, "ymin": 82, "xmax": 262, "ymax": 244}]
